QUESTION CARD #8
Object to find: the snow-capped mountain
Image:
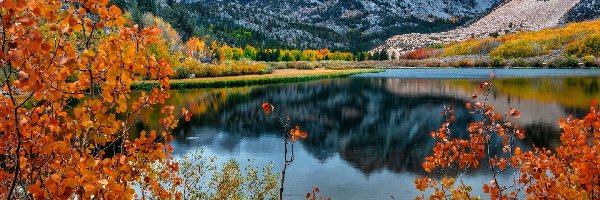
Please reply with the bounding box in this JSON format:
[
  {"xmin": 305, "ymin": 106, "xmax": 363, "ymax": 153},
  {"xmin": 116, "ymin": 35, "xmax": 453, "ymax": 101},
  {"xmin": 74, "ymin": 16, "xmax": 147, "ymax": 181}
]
[{"xmin": 175, "ymin": 0, "xmax": 503, "ymax": 51}]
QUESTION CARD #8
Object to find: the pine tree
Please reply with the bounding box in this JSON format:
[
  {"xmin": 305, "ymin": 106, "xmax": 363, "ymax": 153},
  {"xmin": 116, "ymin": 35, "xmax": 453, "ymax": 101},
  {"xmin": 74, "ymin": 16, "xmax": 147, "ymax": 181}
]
[
  {"xmin": 379, "ymin": 50, "xmax": 389, "ymax": 61},
  {"xmin": 370, "ymin": 52, "xmax": 380, "ymax": 61}
]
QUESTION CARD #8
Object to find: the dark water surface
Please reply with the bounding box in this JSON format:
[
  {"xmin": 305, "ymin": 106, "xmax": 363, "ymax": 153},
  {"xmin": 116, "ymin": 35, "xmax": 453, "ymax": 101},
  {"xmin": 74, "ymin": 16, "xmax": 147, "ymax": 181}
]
[{"xmin": 146, "ymin": 69, "xmax": 600, "ymax": 199}]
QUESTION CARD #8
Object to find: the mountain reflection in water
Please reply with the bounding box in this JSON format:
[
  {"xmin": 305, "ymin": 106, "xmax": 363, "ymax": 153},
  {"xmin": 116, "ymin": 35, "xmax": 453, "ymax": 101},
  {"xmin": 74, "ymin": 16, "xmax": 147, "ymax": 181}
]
[{"xmin": 139, "ymin": 71, "xmax": 600, "ymax": 199}]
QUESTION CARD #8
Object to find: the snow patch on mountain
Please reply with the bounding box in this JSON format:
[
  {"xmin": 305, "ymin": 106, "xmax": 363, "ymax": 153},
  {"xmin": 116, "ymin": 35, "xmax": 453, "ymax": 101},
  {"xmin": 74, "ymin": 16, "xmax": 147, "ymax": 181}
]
[{"xmin": 177, "ymin": 0, "xmax": 502, "ymax": 50}]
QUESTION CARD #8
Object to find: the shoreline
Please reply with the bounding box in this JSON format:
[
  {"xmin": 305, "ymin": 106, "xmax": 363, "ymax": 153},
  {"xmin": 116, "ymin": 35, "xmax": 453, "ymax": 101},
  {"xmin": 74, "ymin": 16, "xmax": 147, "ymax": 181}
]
[
  {"xmin": 132, "ymin": 69, "xmax": 384, "ymax": 90},
  {"xmin": 132, "ymin": 66, "xmax": 600, "ymax": 90}
]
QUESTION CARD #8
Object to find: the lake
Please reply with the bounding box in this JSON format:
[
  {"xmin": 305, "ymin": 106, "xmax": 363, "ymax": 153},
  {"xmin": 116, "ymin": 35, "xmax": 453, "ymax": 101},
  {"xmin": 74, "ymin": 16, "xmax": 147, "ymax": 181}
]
[{"xmin": 145, "ymin": 69, "xmax": 600, "ymax": 199}]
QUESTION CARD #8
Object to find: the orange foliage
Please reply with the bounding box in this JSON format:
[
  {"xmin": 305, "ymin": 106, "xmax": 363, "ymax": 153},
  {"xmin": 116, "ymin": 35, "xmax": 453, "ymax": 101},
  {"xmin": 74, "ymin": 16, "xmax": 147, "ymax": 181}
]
[
  {"xmin": 290, "ymin": 126, "xmax": 308, "ymax": 142},
  {"xmin": 262, "ymin": 102, "xmax": 273, "ymax": 114},
  {"xmin": 0, "ymin": 1, "xmax": 185, "ymax": 199},
  {"xmin": 416, "ymin": 74, "xmax": 526, "ymax": 200},
  {"xmin": 403, "ymin": 48, "xmax": 443, "ymax": 60},
  {"xmin": 512, "ymin": 103, "xmax": 600, "ymax": 199},
  {"xmin": 306, "ymin": 186, "xmax": 331, "ymax": 200},
  {"xmin": 417, "ymin": 73, "xmax": 600, "ymax": 199},
  {"xmin": 443, "ymin": 19, "xmax": 600, "ymax": 58},
  {"xmin": 185, "ymin": 37, "xmax": 206, "ymax": 59}
]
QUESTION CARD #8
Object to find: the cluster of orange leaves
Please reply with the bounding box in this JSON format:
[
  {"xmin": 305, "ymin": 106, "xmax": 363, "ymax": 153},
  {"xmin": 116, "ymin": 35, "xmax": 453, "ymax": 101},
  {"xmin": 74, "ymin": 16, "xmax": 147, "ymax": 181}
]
[
  {"xmin": 403, "ymin": 48, "xmax": 443, "ymax": 60},
  {"xmin": 305, "ymin": 186, "xmax": 331, "ymax": 200},
  {"xmin": 0, "ymin": 0, "xmax": 189, "ymax": 199},
  {"xmin": 262, "ymin": 103, "xmax": 308, "ymax": 142},
  {"xmin": 416, "ymin": 80, "xmax": 600, "ymax": 199},
  {"xmin": 511, "ymin": 102, "xmax": 600, "ymax": 199},
  {"xmin": 290, "ymin": 126, "xmax": 308, "ymax": 142}
]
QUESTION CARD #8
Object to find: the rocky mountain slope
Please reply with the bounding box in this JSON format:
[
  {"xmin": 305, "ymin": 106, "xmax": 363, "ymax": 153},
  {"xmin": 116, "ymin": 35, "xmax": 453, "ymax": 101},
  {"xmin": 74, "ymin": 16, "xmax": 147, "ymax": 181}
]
[
  {"xmin": 170, "ymin": 0, "xmax": 503, "ymax": 51},
  {"xmin": 373, "ymin": 0, "xmax": 588, "ymax": 55},
  {"xmin": 563, "ymin": 0, "xmax": 600, "ymax": 22}
]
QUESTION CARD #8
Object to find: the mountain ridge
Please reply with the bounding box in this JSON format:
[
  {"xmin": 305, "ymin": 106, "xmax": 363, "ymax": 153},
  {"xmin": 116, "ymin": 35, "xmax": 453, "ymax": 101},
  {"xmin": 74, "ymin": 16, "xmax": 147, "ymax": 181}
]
[
  {"xmin": 144, "ymin": 0, "xmax": 505, "ymax": 51},
  {"xmin": 374, "ymin": 0, "xmax": 600, "ymax": 55}
]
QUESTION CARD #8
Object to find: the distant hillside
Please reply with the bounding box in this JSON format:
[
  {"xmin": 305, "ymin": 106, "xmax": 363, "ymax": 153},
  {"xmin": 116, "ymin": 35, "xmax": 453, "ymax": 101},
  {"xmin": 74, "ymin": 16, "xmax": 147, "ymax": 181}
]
[
  {"xmin": 374, "ymin": 0, "xmax": 589, "ymax": 55},
  {"xmin": 113, "ymin": 0, "xmax": 503, "ymax": 51}
]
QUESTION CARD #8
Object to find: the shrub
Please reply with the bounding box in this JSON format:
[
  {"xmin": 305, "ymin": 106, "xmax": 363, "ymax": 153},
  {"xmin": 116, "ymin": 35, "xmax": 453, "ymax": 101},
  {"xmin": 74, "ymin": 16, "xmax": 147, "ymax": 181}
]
[
  {"xmin": 510, "ymin": 58, "xmax": 529, "ymax": 68},
  {"xmin": 180, "ymin": 58, "xmax": 271, "ymax": 77},
  {"xmin": 548, "ymin": 56, "xmax": 580, "ymax": 68},
  {"xmin": 173, "ymin": 65, "xmax": 191, "ymax": 79},
  {"xmin": 527, "ymin": 59, "xmax": 545, "ymax": 68},
  {"xmin": 582, "ymin": 55, "xmax": 597, "ymax": 67},
  {"xmin": 322, "ymin": 61, "xmax": 353, "ymax": 70},
  {"xmin": 565, "ymin": 34, "xmax": 600, "ymax": 57},
  {"xmin": 490, "ymin": 40, "xmax": 538, "ymax": 58},
  {"xmin": 427, "ymin": 44, "xmax": 446, "ymax": 49},
  {"xmin": 450, "ymin": 59, "xmax": 476, "ymax": 68},
  {"xmin": 563, "ymin": 56, "xmax": 581, "ymax": 68},
  {"xmin": 181, "ymin": 58, "xmax": 208, "ymax": 77},
  {"xmin": 443, "ymin": 40, "xmax": 480, "ymax": 56},
  {"xmin": 474, "ymin": 59, "xmax": 490, "ymax": 68},
  {"xmin": 224, "ymin": 59, "xmax": 272, "ymax": 75},
  {"xmin": 490, "ymin": 57, "xmax": 507, "ymax": 68},
  {"xmin": 267, "ymin": 62, "xmax": 288, "ymax": 69},
  {"xmin": 286, "ymin": 61, "xmax": 318, "ymax": 70},
  {"xmin": 404, "ymin": 48, "xmax": 443, "ymax": 60},
  {"xmin": 475, "ymin": 39, "xmax": 501, "ymax": 55},
  {"xmin": 424, "ymin": 60, "xmax": 442, "ymax": 68}
]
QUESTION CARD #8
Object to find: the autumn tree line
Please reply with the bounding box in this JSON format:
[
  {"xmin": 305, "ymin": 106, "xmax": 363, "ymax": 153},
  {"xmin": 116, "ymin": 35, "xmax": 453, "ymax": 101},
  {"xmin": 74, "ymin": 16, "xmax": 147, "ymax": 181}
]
[
  {"xmin": 153, "ymin": 14, "xmax": 388, "ymax": 64},
  {"xmin": 214, "ymin": 45, "xmax": 391, "ymax": 62},
  {"xmin": 138, "ymin": 12, "xmax": 389, "ymax": 79}
]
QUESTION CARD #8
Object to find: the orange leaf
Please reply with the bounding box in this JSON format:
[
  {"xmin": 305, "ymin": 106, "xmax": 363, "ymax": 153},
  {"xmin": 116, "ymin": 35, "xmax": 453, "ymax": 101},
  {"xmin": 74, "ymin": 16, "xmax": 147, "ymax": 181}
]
[
  {"xmin": 261, "ymin": 102, "xmax": 272, "ymax": 113},
  {"xmin": 97, "ymin": 179, "xmax": 108, "ymax": 185}
]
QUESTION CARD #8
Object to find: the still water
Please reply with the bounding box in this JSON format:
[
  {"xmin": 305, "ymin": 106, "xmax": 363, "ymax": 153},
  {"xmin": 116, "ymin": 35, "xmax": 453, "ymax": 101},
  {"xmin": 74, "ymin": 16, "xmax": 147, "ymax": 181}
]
[{"xmin": 149, "ymin": 69, "xmax": 600, "ymax": 199}]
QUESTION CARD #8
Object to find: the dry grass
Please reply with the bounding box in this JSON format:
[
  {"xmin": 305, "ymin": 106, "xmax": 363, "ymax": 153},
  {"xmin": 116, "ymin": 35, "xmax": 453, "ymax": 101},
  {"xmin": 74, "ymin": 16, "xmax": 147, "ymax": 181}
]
[{"xmin": 168, "ymin": 69, "xmax": 371, "ymax": 83}]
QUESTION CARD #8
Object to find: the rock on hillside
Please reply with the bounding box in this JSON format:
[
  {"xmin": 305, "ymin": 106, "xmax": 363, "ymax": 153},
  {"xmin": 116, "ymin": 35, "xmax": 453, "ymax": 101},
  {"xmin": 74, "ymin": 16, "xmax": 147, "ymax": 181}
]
[
  {"xmin": 563, "ymin": 0, "xmax": 600, "ymax": 22},
  {"xmin": 374, "ymin": 0, "xmax": 581, "ymax": 56}
]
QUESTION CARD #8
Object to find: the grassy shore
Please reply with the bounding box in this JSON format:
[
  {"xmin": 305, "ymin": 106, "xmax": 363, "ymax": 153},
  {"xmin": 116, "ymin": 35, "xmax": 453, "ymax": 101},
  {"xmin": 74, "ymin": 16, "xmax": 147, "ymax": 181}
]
[{"xmin": 133, "ymin": 68, "xmax": 383, "ymax": 90}]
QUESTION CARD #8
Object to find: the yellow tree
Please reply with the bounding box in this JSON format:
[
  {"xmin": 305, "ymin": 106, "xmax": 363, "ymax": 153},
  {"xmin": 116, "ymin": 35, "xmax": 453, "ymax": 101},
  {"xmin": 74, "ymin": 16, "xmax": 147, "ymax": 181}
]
[
  {"xmin": 141, "ymin": 12, "xmax": 181, "ymax": 52},
  {"xmin": 0, "ymin": 0, "xmax": 187, "ymax": 199},
  {"xmin": 185, "ymin": 37, "xmax": 206, "ymax": 60}
]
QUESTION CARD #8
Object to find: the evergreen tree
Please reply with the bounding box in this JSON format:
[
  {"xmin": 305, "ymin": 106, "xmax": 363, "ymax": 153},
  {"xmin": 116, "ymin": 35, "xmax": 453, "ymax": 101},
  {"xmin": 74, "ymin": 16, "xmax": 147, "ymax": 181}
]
[
  {"xmin": 379, "ymin": 50, "xmax": 389, "ymax": 61},
  {"xmin": 282, "ymin": 51, "xmax": 291, "ymax": 62},
  {"xmin": 358, "ymin": 52, "xmax": 369, "ymax": 61},
  {"xmin": 370, "ymin": 52, "xmax": 380, "ymax": 61}
]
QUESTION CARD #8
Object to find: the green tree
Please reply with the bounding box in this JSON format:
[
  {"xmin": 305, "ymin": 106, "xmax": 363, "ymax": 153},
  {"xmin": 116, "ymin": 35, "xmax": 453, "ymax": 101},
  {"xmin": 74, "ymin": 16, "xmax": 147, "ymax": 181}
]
[
  {"xmin": 243, "ymin": 45, "xmax": 258, "ymax": 60},
  {"xmin": 379, "ymin": 50, "xmax": 389, "ymax": 61},
  {"xmin": 358, "ymin": 52, "xmax": 369, "ymax": 61}
]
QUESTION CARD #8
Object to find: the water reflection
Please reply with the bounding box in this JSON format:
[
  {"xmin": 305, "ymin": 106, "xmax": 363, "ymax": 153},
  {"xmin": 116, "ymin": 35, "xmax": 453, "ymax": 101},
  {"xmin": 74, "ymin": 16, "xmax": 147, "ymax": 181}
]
[{"xmin": 140, "ymin": 72, "xmax": 600, "ymax": 199}]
